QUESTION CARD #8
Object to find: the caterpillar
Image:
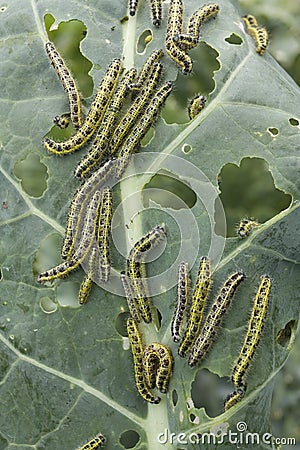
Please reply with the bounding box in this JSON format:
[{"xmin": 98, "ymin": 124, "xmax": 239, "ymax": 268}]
[
  {"xmin": 45, "ymin": 41, "xmax": 82, "ymax": 130},
  {"xmin": 61, "ymin": 186, "xmax": 87, "ymax": 260},
  {"xmin": 231, "ymin": 275, "xmax": 271, "ymax": 390},
  {"xmin": 77, "ymin": 432, "xmax": 106, "ymax": 450},
  {"xmin": 250, "ymin": 26, "xmax": 269, "ymax": 55},
  {"xmin": 165, "ymin": 39, "xmax": 193, "ymax": 75},
  {"xmin": 53, "ymin": 113, "xmax": 71, "ymax": 129},
  {"xmin": 109, "ymin": 62, "xmax": 163, "ymax": 157},
  {"xmin": 78, "ymin": 247, "xmax": 98, "ymax": 304},
  {"xmin": 179, "ymin": 257, "xmax": 211, "ymax": 357},
  {"xmin": 188, "ymin": 271, "xmax": 246, "ymax": 367},
  {"xmin": 165, "ymin": 0, "xmax": 193, "ymax": 74},
  {"xmin": 63, "ymin": 159, "xmax": 116, "ymax": 260},
  {"xmin": 126, "ymin": 317, "xmax": 161, "ymax": 404},
  {"xmin": 237, "ymin": 218, "xmax": 259, "ymax": 238},
  {"xmin": 114, "ymin": 80, "xmax": 173, "ymax": 179},
  {"xmin": 37, "ymin": 191, "xmax": 101, "ymax": 283},
  {"xmin": 130, "ymin": 49, "xmax": 164, "ymax": 91},
  {"xmin": 127, "ymin": 225, "xmax": 165, "ymax": 262},
  {"xmin": 129, "ymin": 0, "xmax": 139, "ymax": 16},
  {"xmin": 172, "ymin": 33, "xmax": 198, "ymax": 51},
  {"xmin": 74, "ymin": 68, "xmax": 137, "ymax": 179},
  {"xmin": 243, "ymin": 14, "xmax": 258, "ymax": 29},
  {"xmin": 224, "ymin": 388, "xmax": 245, "ymax": 411},
  {"xmin": 126, "ymin": 226, "xmax": 166, "ymax": 323},
  {"xmin": 96, "ymin": 188, "xmax": 113, "ymax": 283},
  {"xmin": 143, "ymin": 343, "xmax": 174, "ymax": 393},
  {"xmin": 166, "ymin": 0, "xmax": 184, "ymax": 39},
  {"xmin": 121, "ymin": 271, "xmax": 141, "ymax": 322},
  {"xmin": 243, "ymin": 15, "xmax": 269, "ymax": 55},
  {"xmin": 171, "ymin": 262, "xmax": 191, "ymax": 342},
  {"xmin": 43, "ymin": 58, "xmax": 122, "ymax": 155},
  {"xmin": 186, "ymin": 3, "xmax": 220, "ymax": 42},
  {"xmin": 150, "ymin": 0, "xmax": 163, "ymax": 27},
  {"xmin": 188, "ymin": 95, "xmax": 206, "ymax": 120}
]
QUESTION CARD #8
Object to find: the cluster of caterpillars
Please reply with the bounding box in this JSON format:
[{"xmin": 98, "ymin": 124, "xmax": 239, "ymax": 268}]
[
  {"xmin": 37, "ymin": 45, "xmax": 173, "ymax": 306},
  {"xmin": 171, "ymin": 258, "xmax": 271, "ymax": 411}
]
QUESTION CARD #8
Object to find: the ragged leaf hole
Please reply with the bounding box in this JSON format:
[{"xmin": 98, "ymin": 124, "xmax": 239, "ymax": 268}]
[{"xmin": 225, "ymin": 33, "xmax": 243, "ymax": 45}]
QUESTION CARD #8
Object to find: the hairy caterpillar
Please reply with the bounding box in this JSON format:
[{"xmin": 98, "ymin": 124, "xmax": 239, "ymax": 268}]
[
  {"xmin": 237, "ymin": 218, "xmax": 259, "ymax": 238},
  {"xmin": 166, "ymin": 0, "xmax": 184, "ymax": 38},
  {"xmin": 121, "ymin": 272, "xmax": 141, "ymax": 323},
  {"xmin": 165, "ymin": 39, "xmax": 193, "ymax": 75},
  {"xmin": 130, "ymin": 49, "xmax": 164, "ymax": 91},
  {"xmin": 150, "ymin": 0, "xmax": 163, "ymax": 27},
  {"xmin": 126, "ymin": 226, "xmax": 166, "ymax": 323},
  {"xmin": 243, "ymin": 15, "xmax": 269, "ymax": 55},
  {"xmin": 53, "ymin": 113, "xmax": 71, "ymax": 129},
  {"xmin": 129, "ymin": 0, "xmax": 139, "ymax": 16},
  {"xmin": 188, "ymin": 271, "xmax": 246, "ymax": 367},
  {"xmin": 188, "ymin": 95, "xmax": 206, "ymax": 120},
  {"xmin": 43, "ymin": 58, "xmax": 122, "ymax": 154},
  {"xmin": 243, "ymin": 14, "xmax": 258, "ymax": 29},
  {"xmin": 78, "ymin": 247, "xmax": 98, "ymax": 304},
  {"xmin": 96, "ymin": 188, "xmax": 113, "ymax": 283},
  {"xmin": 37, "ymin": 191, "xmax": 101, "ymax": 283},
  {"xmin": 109, "ymin": 62, "xmax": 163, "ymax": 157},
  {"xmin": 114, "ymin": 80, "xmax": 173, "ymax": 179},
  {"xmin": 74, "ymin": 68, "xmax": 137, "ymax": 179},
  {"xmin": 224, "ymin": 388, "xmax": 245, "ymax": 411},
  {"xmin": 77, "ymin": 432, "xmax": 106, "ymax": 449},
  {"xmin": 171, "ymin": 262, "xmax": 191, "ymax": 342},
  {"xmin": 143, "ymin": 343, "xmax": 174, "ymax": 393},
  {"xmin": 165, "ymin": 0, "xmax": 193, "ymax": 74},
  {"xmin": 63, "ymin": 159, "xmax": 116, "ymax": 260},
  {"xmin": 127, "ymin": 317, "xmax": 161, "ymax": 404},
  {"xmin": 45, "ymin": 41, "xmax": 82, "ymax": 130},
  {"xmin": 186, "ymin": 3, "xmax": 219, "ymax": 42},
  {"xmin": 179, "ymin": 257, "xmax": 211, "ymax": 357},
  {"xmin": 231, "ymin": 275, "xmax": 271, "ymax": 390}
]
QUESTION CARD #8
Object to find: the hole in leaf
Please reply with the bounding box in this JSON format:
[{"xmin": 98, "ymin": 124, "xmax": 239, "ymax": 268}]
[
  {"xmin": 182, "ymin": 143, "xmax": 192, "ymax": 154},
  {"xmin": 44, "ymin": 14, "xmax": 93, "ymax": 98},
  {"xmin": 0, "ymin": 4, "xmax": 7, "ymax": 12},
  {"xmin": 137, "ymin": 29, "xmax": 152, "ymax": 53},
  {"xmin": 40, "ymin": 296, "xmax": 57, "ymax": 314},
  {"xmin": 172, "ymin": 389, "xmax": 178, "ymax": 406},
  {"xmin": 141, "ymin": 127, "xmax": 155, "ymax": 146},
  {"xmin": 268, "ymin": 127, "xmax": 279, "ymax": 136},
  {"xmin": 119, "ymin": 429, "xmax": 140, "ymax": 449},
  {"xmin": 33, "ymin": 233, "xmax": 62, "ymax": 278},
  {"xmin": 189, "ymin": 413, "xmax": 200, "ymax": 424},
  {"xmin": 225, "ymin": 33, "xmax": 243, "ymax": 45},
  {"xmin": 216, "ymin": 157, "xmax": 292, "ymax": 237},
  {"xmin": 191, "ymin": 369, "xmax": 228, "ymax": 418},
  {"xmin": 276, "ymin": 320, "xmax": 297, "ymax": 348},
  {"xmin": 163, "ymin": 42, "xmax": 220, "ymax": 124},
  {"xmin": 153, "ymin": 306, "xmax": 162, "ymax": 330},
  {"xmin": 14, "ymin": 154, "xmax": 48, "ymax": 197},
  {"xmin": 115, "ymin": 312, "xmax": 130, "ymax": 337},
  {"xmin": 143, "ymin": 171, "xmax": 197, "ymax": 209},
  {"xmin": 289, "ymin": 117, "xmax": 299, "ymax": 126},
  {"xmin": 57, "ymin": 281, "xmax": 80, "ymax": 308},
  {"xmin": 0, "ymin": 268, "xmax": 2, "ymax": 281}
]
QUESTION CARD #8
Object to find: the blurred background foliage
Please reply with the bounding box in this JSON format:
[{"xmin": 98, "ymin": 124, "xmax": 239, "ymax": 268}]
[{"xmin": 43, "ymin": 0, "xmax": 300, "ymax": 444}]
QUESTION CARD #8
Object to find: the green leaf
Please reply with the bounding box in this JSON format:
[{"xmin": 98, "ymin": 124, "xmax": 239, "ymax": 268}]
[{"xmin": 0, "ymin": 1, "xmax": 299, "ymax": 449}]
